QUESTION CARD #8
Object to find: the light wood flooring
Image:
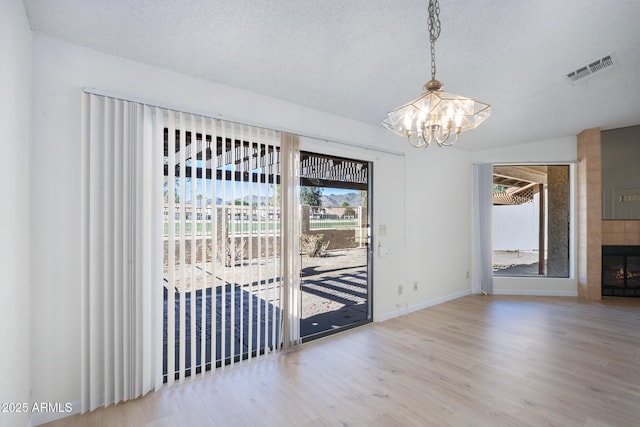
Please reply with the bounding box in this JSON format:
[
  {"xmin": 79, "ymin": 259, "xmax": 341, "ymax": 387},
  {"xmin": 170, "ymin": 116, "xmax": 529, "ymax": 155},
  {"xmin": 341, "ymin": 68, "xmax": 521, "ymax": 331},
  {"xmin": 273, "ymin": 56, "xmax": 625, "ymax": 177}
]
[{"xmin": 44, "ymin": 295, "xmax": 640, "ymax": 426}]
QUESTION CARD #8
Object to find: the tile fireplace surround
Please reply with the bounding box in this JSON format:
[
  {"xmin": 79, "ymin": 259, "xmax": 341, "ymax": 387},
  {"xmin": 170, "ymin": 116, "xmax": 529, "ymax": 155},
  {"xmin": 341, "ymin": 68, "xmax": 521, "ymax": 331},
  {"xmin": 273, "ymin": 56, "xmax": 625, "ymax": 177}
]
[{"xmin": 577, "ymin": 128, "xmax": 640, "ymax": 300}]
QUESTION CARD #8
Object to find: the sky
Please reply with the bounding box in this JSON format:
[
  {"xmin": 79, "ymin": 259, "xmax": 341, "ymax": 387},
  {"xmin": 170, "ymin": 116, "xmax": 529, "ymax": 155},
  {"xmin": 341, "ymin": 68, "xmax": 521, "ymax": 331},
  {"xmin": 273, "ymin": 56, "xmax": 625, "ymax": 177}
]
[{"xmin": 322, "ymin": 188, "xmax": 354, "ymax": 196}]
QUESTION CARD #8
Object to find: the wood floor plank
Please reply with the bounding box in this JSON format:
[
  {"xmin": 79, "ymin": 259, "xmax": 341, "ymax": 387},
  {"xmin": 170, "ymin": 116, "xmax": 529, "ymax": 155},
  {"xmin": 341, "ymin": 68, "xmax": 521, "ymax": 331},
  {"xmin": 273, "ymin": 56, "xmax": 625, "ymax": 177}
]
[{"xmin": 42, "ymin": 295, "xmax": 640, "ymax": 426}]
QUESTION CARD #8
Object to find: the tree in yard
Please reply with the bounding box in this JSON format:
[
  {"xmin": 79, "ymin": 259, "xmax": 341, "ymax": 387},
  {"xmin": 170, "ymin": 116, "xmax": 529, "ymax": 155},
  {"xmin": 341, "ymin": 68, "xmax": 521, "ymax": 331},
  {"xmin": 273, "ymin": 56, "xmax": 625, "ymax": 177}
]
[
  {"xmin": 342, "ymin": 201, "xmax": 356, "ymax": 218},
  {"xmin": 301, "ymin": 186, "xmax": 323, "ymax": 217},
  {"xmin": 300, "ymin": 186, "xmax": 323, "ymax": 206}
]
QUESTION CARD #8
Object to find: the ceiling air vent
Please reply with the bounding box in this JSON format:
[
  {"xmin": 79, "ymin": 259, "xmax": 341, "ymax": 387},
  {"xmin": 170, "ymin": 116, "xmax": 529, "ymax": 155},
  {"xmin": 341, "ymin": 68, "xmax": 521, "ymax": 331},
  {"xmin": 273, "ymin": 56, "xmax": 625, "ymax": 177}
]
[{"xmin": 567, "ymin": 55, "xmax": 614, "ymax": 82}]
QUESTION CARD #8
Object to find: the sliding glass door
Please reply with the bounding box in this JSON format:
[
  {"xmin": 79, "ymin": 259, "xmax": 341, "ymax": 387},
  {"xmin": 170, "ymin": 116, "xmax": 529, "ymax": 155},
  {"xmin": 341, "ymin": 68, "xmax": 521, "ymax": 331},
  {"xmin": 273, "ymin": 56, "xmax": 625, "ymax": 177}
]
[
  {"xmin": 162, "ymin": 116, "xmax": 373, "ymax": 381},
  {"xmin": 299, "ymin": 152, "xmax": 372, "ymax": 340}
]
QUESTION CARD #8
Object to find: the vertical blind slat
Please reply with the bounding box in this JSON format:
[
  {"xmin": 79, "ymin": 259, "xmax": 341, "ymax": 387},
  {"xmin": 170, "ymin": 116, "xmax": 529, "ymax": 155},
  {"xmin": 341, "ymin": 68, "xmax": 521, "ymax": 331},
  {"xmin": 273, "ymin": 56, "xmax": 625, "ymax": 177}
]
[
  {"xmin": 166, "ymin": 110, "xmax": 176, "ymax": 386},
  {"xmin": 238, "ymin": 124, "xmax": 245, "ymax": 361},
  {"xmin": 80, "ymin": 94, "xmax": 90, "ymax": 413},
  {"xmin": 131, "ymin": 102, "xmax": 141, "ymax": 397},
  {"xmin": 112, "ymin": 99, "xmax": 122, "ymax": 404},
  {"xmin": 200, "ymin": 115, "xmax": 208, "ymax": 374},
  {"xmin": 229, "ymin": 122, "xmax": 237, "ymax": 366},
  {"xmin": 247, "ymin": 127, "xmax": 254, "ymax": 361},
  {"xmin": 220, "ymin": 122, "xmax": 227, "ymax": 367},
  {"xmin": 101, "ymin": 98, "xmax": 112, "ymax": 406},
  {"xmin": 178, "ymin": 113, "xmax": 186, "ymax": 381},
  {"xmin": 255, "ymin": 134, "xmax": 263, "ymax": 360},
  {"xmin": 189, "ymin": 113, "xmax": 197, "ymax": 377},
  {"xmin": 209, "ymin": 117, "xmax": 217, "ymax": 373},
  {"xmin": 154, "ymin": 106, "xmax": 166, "ymax": 392}
]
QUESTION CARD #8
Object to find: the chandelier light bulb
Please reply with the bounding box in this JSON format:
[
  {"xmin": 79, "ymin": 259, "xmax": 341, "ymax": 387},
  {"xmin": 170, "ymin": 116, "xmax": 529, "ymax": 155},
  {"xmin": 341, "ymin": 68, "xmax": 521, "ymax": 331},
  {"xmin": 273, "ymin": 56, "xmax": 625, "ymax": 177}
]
[
  {"xmin": 455, "ymin": 110, "xmax": 463, "ymax": 128},
  {"xmin": 403, "ymin": 114, "xmax": 413, "ymax": 132}
]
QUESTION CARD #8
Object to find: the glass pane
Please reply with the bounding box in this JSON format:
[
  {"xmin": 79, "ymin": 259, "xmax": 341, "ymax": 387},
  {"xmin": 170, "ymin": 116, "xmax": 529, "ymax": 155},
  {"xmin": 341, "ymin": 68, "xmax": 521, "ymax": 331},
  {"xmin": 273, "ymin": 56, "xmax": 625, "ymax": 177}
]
[
  {"xmin": 492, "ymin": 165, "xmax": 570, "ymax": 278},
  {"xmin": 299, "ymin": 152, "xmax": 371, "ymax": 340}
]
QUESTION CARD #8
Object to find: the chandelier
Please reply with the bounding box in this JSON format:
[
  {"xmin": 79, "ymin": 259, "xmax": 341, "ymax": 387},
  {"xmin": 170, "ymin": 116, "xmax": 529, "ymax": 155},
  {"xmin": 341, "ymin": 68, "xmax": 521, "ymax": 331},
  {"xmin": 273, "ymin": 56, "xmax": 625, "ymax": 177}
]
[{"xmin": 382, "ymin": 0, "xmax": 490, "ymax": 147}]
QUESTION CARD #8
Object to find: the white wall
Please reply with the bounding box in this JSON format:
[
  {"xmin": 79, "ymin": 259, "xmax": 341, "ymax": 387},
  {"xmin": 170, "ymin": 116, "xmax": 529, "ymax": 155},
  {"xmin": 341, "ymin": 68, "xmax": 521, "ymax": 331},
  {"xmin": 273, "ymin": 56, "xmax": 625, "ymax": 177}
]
[
  {"xmin": 472, "ymin": 136, "xmax": 578, "ymax": 296},
  {"xmin": 493, "ymin": 194, "xmax": 540, "ymax": 250},
  {"xmin": 473, "ymin": 136, "xmax": 577, "ymax": 164},
  {"xmin": 0, "ymin": 0, "xmax": 32, "ymax": 426},
  {"xmin": 395, "ymin": 146, "xmax": 474, "ymax": 316},
  {"xmin": 30, "ymin": 34, "xmax": 473, "ymax": 407}
]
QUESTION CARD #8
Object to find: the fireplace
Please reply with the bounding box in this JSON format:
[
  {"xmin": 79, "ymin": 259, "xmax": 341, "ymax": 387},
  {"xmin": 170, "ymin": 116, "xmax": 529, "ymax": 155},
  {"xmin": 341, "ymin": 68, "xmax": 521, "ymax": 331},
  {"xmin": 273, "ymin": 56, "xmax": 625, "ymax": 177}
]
[{"xmin": 602, "ymin": 245, "xmax": 640, "ymax": 296}]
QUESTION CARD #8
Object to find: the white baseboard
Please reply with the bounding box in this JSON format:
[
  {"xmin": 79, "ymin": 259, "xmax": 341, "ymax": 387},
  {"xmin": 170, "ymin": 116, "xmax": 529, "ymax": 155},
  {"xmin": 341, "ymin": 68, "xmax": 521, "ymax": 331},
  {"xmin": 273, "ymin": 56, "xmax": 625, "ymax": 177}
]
[
  {"xmin": 492, "ymin": 289, "xmax": 578, "ymax": 297},
  {"xmin": 377, "ymin": 289, "xmax": 472, "ymax": 322},
  {"xmin": 30, "ymin": 400, "xmax": 80, "ymax": 427}
]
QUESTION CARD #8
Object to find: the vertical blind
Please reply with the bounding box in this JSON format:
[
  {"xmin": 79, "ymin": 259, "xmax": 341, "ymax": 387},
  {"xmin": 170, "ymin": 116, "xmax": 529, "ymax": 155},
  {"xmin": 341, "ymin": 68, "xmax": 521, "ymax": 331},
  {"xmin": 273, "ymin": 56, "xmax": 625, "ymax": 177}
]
[
  {"xmin": 163, "ymin": 110, "xmax": 290, "ymax": 384},
  {"xmin": 81, "ymin": 92, "xmax": 300, "ymax": 411},
  {"xmin": 80, "ymin": 93, "xmax": 164, "ymax": 412},
  {"xmin": 472, "ymin": 163, "xmax": 494, "ymax": 294}
]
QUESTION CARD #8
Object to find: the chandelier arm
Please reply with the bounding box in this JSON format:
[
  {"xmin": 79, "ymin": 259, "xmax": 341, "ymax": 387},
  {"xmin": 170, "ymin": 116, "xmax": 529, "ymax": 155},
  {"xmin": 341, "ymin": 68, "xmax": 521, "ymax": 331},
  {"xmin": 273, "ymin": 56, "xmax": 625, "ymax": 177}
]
[
  {"xmin": 420, "ymin": 129, "xmax": 431, "ymax": 147},
  {"xmin": 433, "ymin": 125, "xmax": 451, "ymax": 146},
  {"xmin": 408, "ymin": 134, "xmax": 428, "ymax": 148},
  {"xmin": 438, "ymin": 130, "xmax": 460, "ymax": 147}
]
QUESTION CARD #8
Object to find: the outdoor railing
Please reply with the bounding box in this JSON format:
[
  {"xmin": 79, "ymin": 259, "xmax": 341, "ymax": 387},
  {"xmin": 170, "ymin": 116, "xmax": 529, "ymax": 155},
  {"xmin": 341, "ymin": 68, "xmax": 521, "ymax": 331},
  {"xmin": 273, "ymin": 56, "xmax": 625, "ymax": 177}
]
[
  {"xmin": 309, "ymin": 217, "xmax": 359, "ymax": 230},
  {"xmin": 308, "ymin": 206, "xmax": 361, "ymax": 230},
  {"xmin": 163, "ymin": 205, "xmax": 363, "ymax": 236}
]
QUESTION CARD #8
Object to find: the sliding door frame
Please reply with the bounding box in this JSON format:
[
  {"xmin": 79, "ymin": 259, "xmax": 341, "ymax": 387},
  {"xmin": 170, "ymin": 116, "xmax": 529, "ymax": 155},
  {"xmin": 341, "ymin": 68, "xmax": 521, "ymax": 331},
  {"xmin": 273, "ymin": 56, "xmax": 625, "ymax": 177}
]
[{"xmin": 297, "ymin": 139, "xmax": 375, "ymax": 342}]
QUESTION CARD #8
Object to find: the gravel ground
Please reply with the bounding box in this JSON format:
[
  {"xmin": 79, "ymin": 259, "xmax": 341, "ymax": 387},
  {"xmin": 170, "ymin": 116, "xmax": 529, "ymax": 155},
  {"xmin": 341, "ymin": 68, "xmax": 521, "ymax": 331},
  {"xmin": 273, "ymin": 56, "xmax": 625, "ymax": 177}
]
[{"xmin": 300, "ymin": 247, "xmax": 368, "ymax": 320}]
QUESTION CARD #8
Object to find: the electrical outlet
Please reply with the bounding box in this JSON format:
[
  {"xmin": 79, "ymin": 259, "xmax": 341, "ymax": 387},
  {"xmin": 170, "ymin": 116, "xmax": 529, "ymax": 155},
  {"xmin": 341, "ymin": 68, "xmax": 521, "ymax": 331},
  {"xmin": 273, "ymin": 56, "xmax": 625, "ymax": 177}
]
[
  {"xmin": 466, "ymin": 271, "xmax": 470, "ymax": 279},
  {"xmin": 397, "ymin": 284, "xmax": 403, "ymax": 295},
  {"xmin": 413, "ymin": 282, "xmax": 418, "ymax": 291}
]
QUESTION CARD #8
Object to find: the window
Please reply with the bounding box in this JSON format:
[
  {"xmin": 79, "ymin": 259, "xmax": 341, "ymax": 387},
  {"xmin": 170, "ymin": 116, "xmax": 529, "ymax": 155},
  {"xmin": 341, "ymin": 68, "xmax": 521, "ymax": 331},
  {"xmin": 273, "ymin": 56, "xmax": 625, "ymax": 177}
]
[{"xmin": 493, "ymin": 165, "xmax": 570, "ymax": 277}]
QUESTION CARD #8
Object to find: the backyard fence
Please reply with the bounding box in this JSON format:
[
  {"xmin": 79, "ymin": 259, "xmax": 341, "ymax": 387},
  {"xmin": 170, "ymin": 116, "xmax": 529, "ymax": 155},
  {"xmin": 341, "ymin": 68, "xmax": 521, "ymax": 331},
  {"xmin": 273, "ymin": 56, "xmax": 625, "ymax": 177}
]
[{"xmin": 163, "ymin": 204, "xmax": 368, "ymax": 254}]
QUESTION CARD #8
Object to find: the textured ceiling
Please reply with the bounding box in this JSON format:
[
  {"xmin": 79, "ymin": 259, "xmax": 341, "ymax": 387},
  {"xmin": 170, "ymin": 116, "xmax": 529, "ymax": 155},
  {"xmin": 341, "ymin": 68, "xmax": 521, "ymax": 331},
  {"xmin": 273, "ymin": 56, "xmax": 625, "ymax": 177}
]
[{"xmin": 22, "ymin": 0, "xmax": 640, "ymax": 150}]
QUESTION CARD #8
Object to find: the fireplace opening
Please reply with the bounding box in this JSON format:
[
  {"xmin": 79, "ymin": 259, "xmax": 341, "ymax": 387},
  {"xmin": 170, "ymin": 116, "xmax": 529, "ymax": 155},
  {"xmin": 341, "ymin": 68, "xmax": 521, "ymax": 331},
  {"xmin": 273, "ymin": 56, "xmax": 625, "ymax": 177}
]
[{"xmin": 602, "ymin": 245, "xmax": 640, "ymax": 297}]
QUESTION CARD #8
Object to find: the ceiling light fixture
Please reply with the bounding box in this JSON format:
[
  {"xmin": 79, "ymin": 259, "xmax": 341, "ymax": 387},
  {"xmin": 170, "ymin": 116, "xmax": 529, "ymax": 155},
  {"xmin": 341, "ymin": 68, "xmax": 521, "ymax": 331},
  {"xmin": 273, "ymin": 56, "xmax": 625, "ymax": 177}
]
[{"xmin": 382, "ymin": 0, "xmax": 490, "ymax": 147}]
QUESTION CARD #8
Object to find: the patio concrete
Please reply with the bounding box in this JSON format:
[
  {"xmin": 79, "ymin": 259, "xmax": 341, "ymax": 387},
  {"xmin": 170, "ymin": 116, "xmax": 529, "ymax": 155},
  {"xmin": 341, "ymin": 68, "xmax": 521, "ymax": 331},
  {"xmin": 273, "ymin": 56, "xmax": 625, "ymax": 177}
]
[{"xmin": 163, "ymin": 247, "xmax": 370, "ymax": 376}]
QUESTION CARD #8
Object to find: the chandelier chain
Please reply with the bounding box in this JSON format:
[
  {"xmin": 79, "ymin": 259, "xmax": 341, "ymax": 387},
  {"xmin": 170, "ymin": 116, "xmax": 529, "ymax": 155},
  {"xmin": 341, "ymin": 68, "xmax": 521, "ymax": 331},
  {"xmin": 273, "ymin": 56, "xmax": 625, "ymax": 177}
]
[{"xmin": 428, "ymin": 0, "xmax": 441, "ymax": 80}]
